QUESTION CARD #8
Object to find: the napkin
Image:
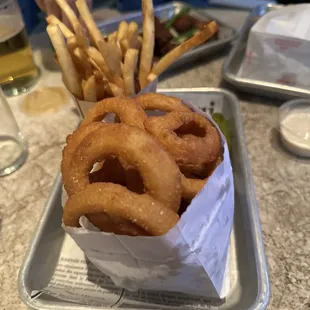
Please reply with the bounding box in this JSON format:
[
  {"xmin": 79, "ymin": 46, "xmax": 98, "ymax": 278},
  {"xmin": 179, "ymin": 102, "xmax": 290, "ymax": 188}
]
[{"xmin": 237, "ymin": 4, "xmax": 310, "ymax": 89}]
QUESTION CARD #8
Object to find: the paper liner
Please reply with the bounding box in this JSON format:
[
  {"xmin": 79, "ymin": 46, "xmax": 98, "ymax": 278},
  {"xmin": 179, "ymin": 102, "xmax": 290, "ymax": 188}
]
[
  {"xmin": 74, "ymin": 79, "xmax": 158, "ymax": 118},
  {"xmin": 62, "ymin": 98, "xmax": 234, "ymax": 298}
]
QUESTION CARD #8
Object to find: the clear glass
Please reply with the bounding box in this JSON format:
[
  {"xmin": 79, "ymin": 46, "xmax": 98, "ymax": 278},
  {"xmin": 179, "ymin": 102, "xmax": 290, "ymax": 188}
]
[
  {"xmin": 0, "ymin": 87, "xmax": 28, "ymax": 176},
  {"xmin": 0, "ymin": 0, "xmax": 39, "ymax": 96}
]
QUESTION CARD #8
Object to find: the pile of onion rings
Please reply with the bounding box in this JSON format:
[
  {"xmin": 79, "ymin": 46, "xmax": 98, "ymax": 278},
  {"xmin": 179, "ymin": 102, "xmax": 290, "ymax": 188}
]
[{"xmin": 62, "ymin": 93, "xmax": 223, "ymax": 236}]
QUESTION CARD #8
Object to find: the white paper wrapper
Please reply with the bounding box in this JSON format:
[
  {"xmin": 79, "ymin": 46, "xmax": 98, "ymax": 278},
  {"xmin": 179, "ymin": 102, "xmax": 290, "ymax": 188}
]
[
  {"xmin": 237, "ymin": 4, "xmax": 310, "ymax": 89},
  {"xmin": 75, "ymin": 79, "xmax": 158, "ymax": 118},
  {"xmin": 62, "ymin": 99, "xmax": 234, "ymax": 298}
]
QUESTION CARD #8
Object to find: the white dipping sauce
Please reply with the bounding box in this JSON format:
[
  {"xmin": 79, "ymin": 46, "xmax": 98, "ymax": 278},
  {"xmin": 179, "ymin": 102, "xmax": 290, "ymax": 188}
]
[{"xmin": 280, "ymin": 111, "xmax": 310, "ymax": 157}]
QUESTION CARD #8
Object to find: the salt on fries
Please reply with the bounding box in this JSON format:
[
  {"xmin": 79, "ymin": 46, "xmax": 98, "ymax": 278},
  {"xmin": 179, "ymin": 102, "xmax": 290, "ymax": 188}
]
[{"xmin": 47, "ymin": 0, "xmax": 218, "ymax": 101}]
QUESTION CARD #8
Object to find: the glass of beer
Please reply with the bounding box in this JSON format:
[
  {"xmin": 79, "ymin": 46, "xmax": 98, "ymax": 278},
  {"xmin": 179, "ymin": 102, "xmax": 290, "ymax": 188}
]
[
  {"xmin": 0, "ymin": 87, "xmax": 28, "ymax": 176},
  {"xmin": 0, "ymin": 0, "xmax": 39, "ymax": 96}
]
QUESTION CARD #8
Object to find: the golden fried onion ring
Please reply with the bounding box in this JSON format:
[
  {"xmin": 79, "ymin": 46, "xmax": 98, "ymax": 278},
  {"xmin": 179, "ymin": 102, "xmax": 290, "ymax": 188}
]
[
  {"xmin": 181, "ymin": 154, "xmax": 223, "ymax": 201},
  {"xmin": 135, "ymin": 93, "xmax": 191, "ymax": 113},
  {"xmin": 64, "ymin": 183, "xmax": 179, "ymax": 236},
  {"xmin": 62, "ymin": 122, "xmax": 105, "ymax": 195},
  {"xmin": 61, "ymin": 123, "xmax": 147, "ymax": 235},
  {"xmin": 81, "ymin": 96, "xmax": 147, "ymax": 128},
  {"xmin": 87, "ymin": 211, "xmax": 149, "ymax": 236},
  {"xmin": 144, "ymin": 111, "xmax": 222, "ymax": 171},
  {"xmin": 65, "ymin": 124, "xmax": 182, "ymax": 212}
]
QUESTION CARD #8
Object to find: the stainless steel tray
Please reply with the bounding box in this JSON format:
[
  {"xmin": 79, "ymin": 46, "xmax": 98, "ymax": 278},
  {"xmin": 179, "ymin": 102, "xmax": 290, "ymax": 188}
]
[
  {"xmin": 97, "ymin": 2, "xmax": 237, "ymax": 72},
  {"xmin": 222, "ymin": 3, "xmax": 310, "ymax": 100},
  {"xmin": 18, "ymin": 88, "xmax": 269, "ymax": 310}
]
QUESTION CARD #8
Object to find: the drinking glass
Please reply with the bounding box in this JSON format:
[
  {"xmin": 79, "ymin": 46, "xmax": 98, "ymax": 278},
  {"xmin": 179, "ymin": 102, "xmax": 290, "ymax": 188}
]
[
  {"xmin": 0, "ymin": 87, "xmax": 28, "ymax": 176},
  {"xmin": 0, "ymin": 0, "xmax": 39, "ymax": 96}
]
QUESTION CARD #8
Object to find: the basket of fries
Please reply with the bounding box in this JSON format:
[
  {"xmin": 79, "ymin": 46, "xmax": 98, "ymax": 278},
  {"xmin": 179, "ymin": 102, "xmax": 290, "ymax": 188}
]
[{"xmin": 46, "ymin": 0, "xmax": 218, "ymax": 115}]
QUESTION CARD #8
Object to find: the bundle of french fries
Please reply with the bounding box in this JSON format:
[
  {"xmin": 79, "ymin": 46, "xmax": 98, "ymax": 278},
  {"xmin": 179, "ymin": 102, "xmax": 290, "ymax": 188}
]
[{"xmin": 46, "ymin": 0, "xmax": 218, "ymax": 102}]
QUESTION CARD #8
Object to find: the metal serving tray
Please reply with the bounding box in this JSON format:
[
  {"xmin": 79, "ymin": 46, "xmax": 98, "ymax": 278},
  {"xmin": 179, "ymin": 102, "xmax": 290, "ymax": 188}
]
[
  {"xmin": 222, "ymin": 3, "xmax": 310, "ymax": 100},
  {"xmin": 18, "ymin": 88, "xmax": 269, "ymax": 310},
  {"xmin": 97, "ymin": 2, "xmax": 237, "ymax": 72}
]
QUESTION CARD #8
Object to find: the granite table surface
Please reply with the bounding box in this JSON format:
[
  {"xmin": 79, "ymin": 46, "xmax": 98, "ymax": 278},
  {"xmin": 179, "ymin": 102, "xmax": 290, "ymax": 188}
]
[{"xmin": 0, "ymin": 7, "xmax": 310, "ymax": 310}]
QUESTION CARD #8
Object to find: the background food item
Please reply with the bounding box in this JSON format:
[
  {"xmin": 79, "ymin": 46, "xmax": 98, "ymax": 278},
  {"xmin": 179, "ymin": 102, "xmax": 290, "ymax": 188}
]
[
  {"xmin": 148, "ymin": 21, "xmax": 218, "ymax": 81},
  {"xmin": 47, "ymin": 24, "xmax": 83, "ymax": 98},
  {"xmin": 138, "ymin": 0, "xmax": 155, "ymax": 88},
  {"xmin": 154, "ymin": 7, "xmax": 219, "ymax": 58},
  {"xmin": 46, "ymin": 0, "xmax": 218, "ymax": 102}
]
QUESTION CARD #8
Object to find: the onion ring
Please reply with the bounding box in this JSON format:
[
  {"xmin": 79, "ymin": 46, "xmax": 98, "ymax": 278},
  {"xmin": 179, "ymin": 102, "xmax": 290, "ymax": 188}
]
[
  {"xmin": 135, "ymin": 93, "xmax": 191, "ymax": 113},
  {"xmin": 89, "ymin": 156, "xmax": 126, "ymax": 185},
  {"xmin": 61, "ymin": 123, "xmax": 142, "ymax": 235},
  {"xmin": 63, "ymin": 183, "xmax": 179, "ymax": 236},
  {"xmin": 81, "ymin": 96, "xmax": 147, "ymax": 129},
  {"xmin": 65, "ymin": 124, "xmax": 181, "ymax": 212},
  {"xmin": 61, "ymin": 122, "xmax": 105, "ymax": 195},
  {"xmin": 144, "ymin": 111, "xmax": 222, "ymax": 172},
  {"xmin": 181, "ymin": 154, "xmax": 223, "ymax": 202},
  {"xmin": 87, "ymin": 212, "xmax": 149, "ymax": 236}
]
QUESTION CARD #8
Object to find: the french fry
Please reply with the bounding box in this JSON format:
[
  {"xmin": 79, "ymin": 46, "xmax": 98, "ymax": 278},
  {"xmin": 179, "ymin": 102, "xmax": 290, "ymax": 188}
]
[
  {"xmin": 136, "ymin": 35, "xmax": 142, "ymax": 50},
  {"xmin": 55, "ymin": 0, "xmax": 89, "ymax": 48},
  {"xmin": 109, "ymin": 41, "xmax": 122, "ymax": 63},
  {"xmin": 109, "ymin": 83, "xmax": 125, "ymax": 97},
  {"xmin": 139, "ymin": 0, "xmax": 155, "ymax": 88},
  {"xmin": 46, "ymin": 15, "xmax": 74, "ymax": 39},
  {"xmin": 94, "ymin": 78, "xmax": 106, "ymax": 100},
  {"xmin": 89, "ymin": 58, "xmax": 103, "ymax": 74},
  {"xmin": 97, "ymin": 39, "xmax": 122, "ymax": 77},
  {"xmin": 103, "ymin": 81, "xmax": 113, "ymax": 97},
  {"xmin": 47, "ymin": 24, "xmax": 82, "ymax": 98},
  {"xmin": 67, "ymin": 36, "xmax": 78, "ymax": 53},
  {"xmin": 123, "ymin": 49, "xmax": 139, "ymax": 96},
  {"xmin": 74, "ymin": 23, "xmax": 89, "ymax": 48},
  {"xmin": 127, "ymin": 21, "xmax": 139, "ymax": 48},
  {"xmin": 75, "ymin": 0, "xmax": 105, "ymax": 47},
  {"xmin": 86, "ymin": 46, "xmax": 124, "ymax": 88},
  {"xmin": 86, "ymin": 46, "xmax": 109, "ymax": 75},
  {"xmin": 73, "ymin": 47, "xmax": 93, "ymax": 78},
  {"xmin": 120, "ymin": 38, "xmax": 129, "ymax": 57},
  {"xmin": 56, "ymin": 0, "xmax": 79, "ymax": 27},
  {"xmin": 82, "ymin": 75, "xmax": 97, "ymax": 101},
  {"xmin": 108, "ymin": 31, "xmax": 118, "ymax": 44},
  {"xmin": 148, "ymin": 21, "xmax": 218, "ymax": 80},
  {"xmin": 117, "ymin": 21, "xmax": 128, "ymax": 44}
]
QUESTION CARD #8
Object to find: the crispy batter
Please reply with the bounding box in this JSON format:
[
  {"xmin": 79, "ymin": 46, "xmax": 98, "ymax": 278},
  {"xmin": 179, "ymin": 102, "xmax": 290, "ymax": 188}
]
[
  {"xmin": 181, "ymin": 153, "xmax": 223, "ymax": 202},
  {"xmin": 62, "ymin": 122, "xmax": 105, "ymax": 195},
  {"xmin": 65, "ymin": 124, "xmax": 182, "ymax": 212},
  {"xmin": 135, "ymin": 93, "xmax": 191, "ymax": 113},
  {"xmin": 144, "ymin": 111, "xmax": 222, "ymax": 171},
  {"xmin": 81, "ymin": 97, "xmax": 147, "ymax": 129},
  {"xmin": 63, "ymin": 183, "xmax": 179, "ymax": 236},
  {"xmin": 87, "ymin": 212, "xmax": 149, "ymax": 236}
]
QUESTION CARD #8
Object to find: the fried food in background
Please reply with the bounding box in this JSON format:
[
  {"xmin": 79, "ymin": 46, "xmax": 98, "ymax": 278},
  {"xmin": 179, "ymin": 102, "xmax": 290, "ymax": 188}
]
[
  {"xmin": 46, "ymin": 0, "xmax": 218, "ymax": 101},
  {"xmin": 154, "ymin": 7, "xmax": 219, "ymax": 57}
]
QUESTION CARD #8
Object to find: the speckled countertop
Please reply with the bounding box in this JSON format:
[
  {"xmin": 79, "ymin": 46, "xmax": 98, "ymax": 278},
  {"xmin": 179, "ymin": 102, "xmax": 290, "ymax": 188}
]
[{"xmin": 0, "ymin": 7, "xmax": 310, "ymax": 310}]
